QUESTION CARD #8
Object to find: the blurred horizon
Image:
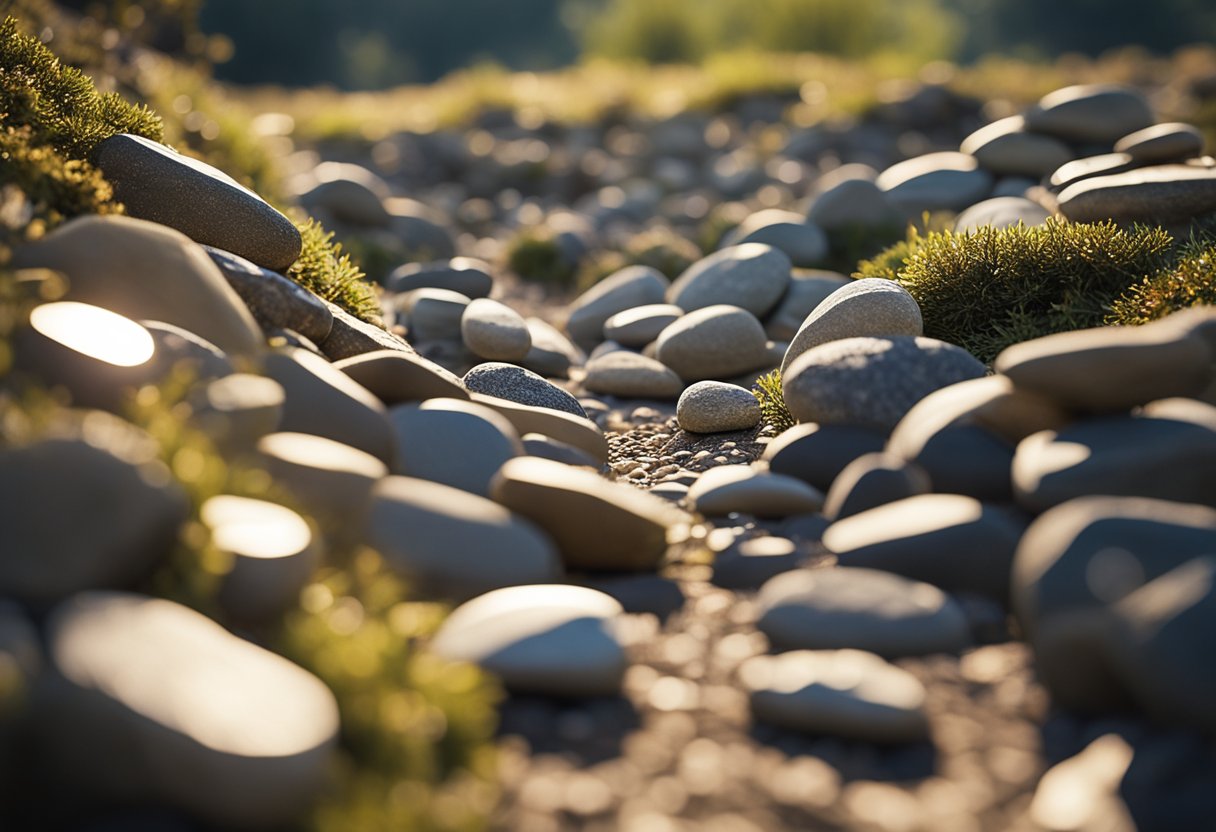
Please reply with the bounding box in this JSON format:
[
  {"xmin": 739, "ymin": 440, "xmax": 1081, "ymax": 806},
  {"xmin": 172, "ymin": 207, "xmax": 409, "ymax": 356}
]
[{"xmin": 187, "ymin": 0, "xmax": 1216, "ymax": 90}]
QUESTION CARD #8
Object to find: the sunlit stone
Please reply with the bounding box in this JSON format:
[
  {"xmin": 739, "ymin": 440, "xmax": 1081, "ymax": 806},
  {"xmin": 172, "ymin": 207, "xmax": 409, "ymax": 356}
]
[
  {"xmin": 29, "ymin": 301, "xmax": 155, "ymax": 367},
  {"xmin": 203, "ymin": 495, "xmax": 312, "ymax": 560}
]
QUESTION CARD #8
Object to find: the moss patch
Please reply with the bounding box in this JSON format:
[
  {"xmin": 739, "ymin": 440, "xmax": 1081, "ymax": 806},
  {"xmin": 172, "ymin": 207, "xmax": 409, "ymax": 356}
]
[
  {"xmin": 1108, "ymin": 238, "xmax": 1216, "ymax": 325},
  {"xmin": 287, "ymin": 218, "xmax": 382, "ymax": 324},
  {"xmin": 751, "ymin": 368, "xmax": 794, "ymax": 434}
]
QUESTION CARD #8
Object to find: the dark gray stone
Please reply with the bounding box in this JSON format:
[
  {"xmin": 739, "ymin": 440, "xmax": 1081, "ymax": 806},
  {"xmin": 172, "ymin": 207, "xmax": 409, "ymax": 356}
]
[{"xmin": 463, "ymin": 362, "xmax": 587, "ymax": 417}]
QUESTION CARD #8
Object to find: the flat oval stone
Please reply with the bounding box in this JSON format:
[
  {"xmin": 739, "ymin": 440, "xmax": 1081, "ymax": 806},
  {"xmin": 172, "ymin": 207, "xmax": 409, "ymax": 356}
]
[
  {"xmin": 954, "ymin": 197, "xmax": 1051, "ymax": 232},
  {"xmin": 824, "ymin": 494, "xmax": 1027, "ymax": 601},
  {"xmin": 0, "ymin": 416, "xmax": 187, "ymax": 605},
  {"xmin": 584, "ymin": 351, "xmax": 685, "ymax": 400},
  {"xmin": 461, "ymin": 298, "xmax": 531, "ymax": 361},
  {"xmin": 1057, "ymin": 164, "xmax": 1216, "ymax": 224},
  {"xmin": 389, "ymin": 398, "xmax": 522, "ymax": 497},
  {"xmin": 190, "ymin": 372, "xmax": 285, "ymax": 453},
  {"xmin": 807, "ymin": 176, "xmax": 902, "ymax": 230},
  {"xmin": 783, "ymin": 336, "xmax": 987, "ymax": 432},
  {"xmin": 318, "ymin": 300, "xmax": 415, "ymax": 361},
  {"xmin": 1048, "ymin": 152, "xmax": 1138, "ymax": 190},
  {"xmin": 764, "ymin": 271, "xmax": 851, "ymax": 342},
  {"xmin": 655, "ymin": 304, "xmax": 771, "ymax": 382},
  {"xmin": 401, "ymin": 287, "xmax": 470, "ymax": 342},
  {"xmin": 687, "ymin": 464, "xmax": 824, "ymax": 517},
  {"xmin": 491, "ymin": 457, "xmax": 682, "ymax": 571},
  {"xmin": 366, "ymin": 476, "xmax": 561, "ymax": 600},
  {"xmin": 890, "ymin": 375, "xmax": 1072, "ymax": 449},
  {"xmin": 204, "ymin": 246, "xmax": 333, "ymax": 343},
  {"xmin": 741, "ymin": 649, "xmax": 929, "ymax": 743},
  {"xmin": 996, "ymin": 320, "xmax": 1213, "ymax": 412},
  {"xmin": 720, "ymin": 211, "xmax": 829, "ymax": 268},
  {"xmin": 822, "ymin": 452, "xmax": 931, "ymax": 521},
  {"xmin": 676, "ymin": 381, "xmax": 761, "ymax": 433},
  {"xmin": 334, "ymin": 349, "xmax": 468, "ymax": 404},
  {"xmin": 92, "ymin": 134, "xmax": 302, "ymax": 271},
  {"xmin": 296, "ymin": 176, "xmax": 390, "ymax": 228},
  {"xmin": 11, "ymin": 215, "xmax": 263, "ymax": 357},
  {"xmin": 1113, "ymin": 122, "xmax": 1205, "ymax": 164},
  {"xmin": 430, "ymin": 585, "xmax": 626, "ymax": 696},
  {"xmin": 522, "ymin": 317, "xmax": 586, "ymax": 379},
  {"xmin": 603, "ymin": 304, "xmax": 684, "ymax": 348},
  {"xmin": 201, "ymin": 495, "xmax": 319, "ymax": 622},
  {"xmin": 386, "ymin": 257, "xmax": 494, "ymax": 299},
  {"xmin": 1013, "ymin": 415, "xmax": 1216, "ymax": 512},
  {"xmin": 666, "ymin": 243, "xmax": 791, "ymax": 318},
  {"xmin": 262, "ymin": 347, "xmax": 396, "ymax": 466},
  {"xmin": 1024, "ymin": 84, "xmax": 1154, "ymax": 144},
  {"xmin": 961, "ymin": 115, "xmax": 1074, "ymax": 178},
  {"xmin": 876, "ymin": 152, "xmax": 994, "ymax": 213},
  {"xmin": 41, "ymin": 592, "xmax": 338, "ymax": 828},
  {"xmin": 521, "ymin": 433, "xmax": 602, "ymax": 469},
  {"xmin": 463, "ymin": 362, "xmax": 586, "ymax": 417},
  {"xmin": 712, "ymin": 535, "xmax": 803, "ymax": 590},
  {"xmin": 565, "ymin": 265, "xmax": 668, "ymax": 351},
  {"xmin": 762, "ymin": 422, "xmax": 888, "ymax": 491},
  {"xmin": 757, "ymin": 567, "xmax": 971, "ymax": 657},
  {"xmin": 469, "ymin": 392, "xmax": 609, "ymax": 464},
  {"xmin": 780, "ymin": 279, "xmax": 923, "ymax": 376}
]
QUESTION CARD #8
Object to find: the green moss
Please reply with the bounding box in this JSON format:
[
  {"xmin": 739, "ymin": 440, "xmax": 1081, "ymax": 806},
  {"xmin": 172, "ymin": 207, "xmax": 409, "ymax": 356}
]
[
  {"xmin": 854, "ymin": 218, "xmax": 1176, "ymax": 363},
  {"xmin": 751, "ymin": 368, "xmax": 794, "ymax": 434},
  {"xmin": 505, "ymin": 227, "xmax": 577, "ymax": 286},
  {"xmin": 287, "ymin": 219, "xmax": 382, "ymax": 324},
  {"xmin": 1108, "ymin": 239, "xmax": 1216, "ymax": 326},
  {"xmin": 576, "ymin": 226, "xmax": 700, "ymax": 291}
]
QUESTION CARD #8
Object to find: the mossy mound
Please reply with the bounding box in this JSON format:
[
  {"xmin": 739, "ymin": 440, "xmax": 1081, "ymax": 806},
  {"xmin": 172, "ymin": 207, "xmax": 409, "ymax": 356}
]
[
  {"xmin": 506, "ymin": 227, "xmax": 579, "ymax": 287},
  {"xmin": 1108, "ymin": 239, "xmax": 1216, "ymax": 325},
  {"xmin": 855, "ymin": 218, "xmax": 1176, "ymax": 363},
  {"xmin": 751, "ymin": 368, "xmax": 795, "ymax": 434},
  {"xmin": 288, "ymin": 218, "xmax": 382, "ymax": 324}
]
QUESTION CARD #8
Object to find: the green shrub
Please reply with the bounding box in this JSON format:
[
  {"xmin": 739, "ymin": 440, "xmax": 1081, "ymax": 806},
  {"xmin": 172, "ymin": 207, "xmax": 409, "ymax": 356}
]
[
  {"xmin": 505, "ymin": 227, "xmax": 578, "ymax": 287},
  {"xmin": 854, "ymin": 219, "xmax": 1176, "ymax": 363},
  {"xmin": 1108, "ymin": 239, "xmax": 1216, "ymax": 326},
  {"xmin": 751, "ymin": 368, "xmax": 794, "ymax": 434},
  {"xmin": 287, "ymin": 219, "xmax": 382, "ymax": 324},
  {"xmin": 576, "ymin": 226, "xmax": 700, "ymax": 291}
]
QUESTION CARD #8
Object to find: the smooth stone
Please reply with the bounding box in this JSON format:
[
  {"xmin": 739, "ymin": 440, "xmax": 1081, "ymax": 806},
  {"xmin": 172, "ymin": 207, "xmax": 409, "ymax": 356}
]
[
  {"xmin": 1142, "ymin": 396, "xmax": 1216, "ymax": 430},
  {"xmin": 189, "ymin": 373, "xmax": 284, "ymax": 453},
  {"xmin": 38, "ymin": 592, "xmax": 338, "ymax": 828},
  {"xmin": 807, "ymin": 177, "xmax": 902, "ymax": 230},
  {"xmin": 720, "ymin": 211, "xmax": 829, "ymax": 268},
  {"xmin": 386, "ymin": 257, "xmax": 494, "ymax": 299},
  {"xmin": 649, "ymin": 481, "xmax": 690, "ymax": 503},
  {"xmin": 1057, "ymin": 165, "xmax": 1216, "ymax": 224},
  {"xmin": 763, "ymin": 422, "xmax": 888, "ymax": 491},
  {"xmin": 824, "ymin": 494, "xmax": 1026, "ymax": 601},
  {"xmin": 784, "ymin": 336, "xmax": 987, "ymax": 432},
  {"xmin": 687, "ymin": 464, "xmax": 824, "ymax": 518},
  {"xmin": 388, "ymin": 398, "xmax": 522, "ymax": 497},
  {"xmin": 141, "ymin": 320, "xmax": 233, "ymax": 381},
  {"xmin": 1106, "ymin": 557, "xmax": 1216, "ymax": 732},
  {"xmin": 741, "ymin": 649, "xmax": 929, "ymax": 743},
  {"xmin": 764, "ymin": 271, "xmax": 851, "ymax": 342},
  {"xmin": 521, "ymin": 317, "xmax": 586, "ymax": 379},
  {"xmin": 603, "ymin": 304, "xmax": 684, "ymax": 348},
  {"xmin": 92, "ymin": 134, "xmax": 301, "ymax": 271},
  {"xmin": 1024, "ymin": 84, "xmax": 1154, "ymax": 144},
  {"xmin": 954, "ymin": 197, "xmax": 1051, "ymax": 232},
  {"xmin": 1113, "ymin": 122, "xmax": 1205, "ymax": 164},
  {"xmin": 581, "ymin": 574, "xmax": 685, "ymax": 619},
  {"xmin": 401, "ymin": 288, "xmax": 470, "ymax": 342},
  {"xmin": 565, "ymin": 265, "xmax": 668, "ymax": 351},
  {"xmin": 822, "ymin": 453, "xmax": 932, "ymax": 521},
  {"xmin": 262, "ymin": 347, "xmax": 396, "ymax": 466},
  {"xmin": 463, "ymin": 362, "xmax": 586, "ymax": 417},
  {"xmin": 430, "ymin": 585, "xmax": 626, "ymax": 697},
  {"xmin": 876, "ymin": 152, "xmax": 994, "ymax": 212},
  {"xmin": 256, "ymin": 432, "xmax": 386, "ymax": 537},
  {"xmin": 0, "ymin": 416, "xmax": 188, "ymax": 605},
  {"xmin": 334, "ymin": 349, "xmax": 468, "ymax": 404},
  {"xmin": 296, "ymin": 177, "xmax": 389, "ymax": 228},
  {"xmin": 318, "ymin": 300, "xmax": 414, "ymax": 361},
  {"xmin": 757, "ymin": 567, "xmax": 970, "ymax": 657},
  {"xmin": 204, "ymin": 246, "xmax": 333, "ymax": 343},
  {"xmin": 960, "ymin": 115, "xmax": 1074, "ymax": 178},
  {"xmin": 11, "ymin": 215, "xmax": 263, "ymax": 357},
  {"xmin": 366, "ymin": 476, "xmax": 561, "ymax": 600},
  {"xmin": 461, "ymin": 298, "xmax": 531, "ymax": 362},
  {"xmin": 387, "ymin": 207, "xmax": 457, "ymax": 260},
  {"xmin": 712, "ymin": 536, "xmax": 803, "ymax": 590},
  {"xmin": 780, "ymin": 279, "xmax": 923, "ymax": 376},
  {"xmin": 779, "ymin": 513, "xmax": 832, "ymax": 544},
  {"xmin": 666, "ymin": 243, "xmax": 791, "ymax": 318},
  {"xmin": 583, "ymin": 351, "xmax": 685, "ymax": 400},
  {"xmin": 201, "ymin": 495, "xmax": 320, "ymax": 622},
  {"xmin": 1030, "ymin": 736, "xmax": 1136, "ymax": 832},
  {"xmin": 991, "ymin": 176, "xmax": 1039, "ymax": 198},
  {"xmin": 655, "ymin": 304, "xmax": 771, "ymax": 382},
  {"xmin": 521, "ymin": 433, "xmax": 602, "ymax": 469},
  {"xmin": 1013, "ymin": 416, "xmax": 1216, "ymax": 512},
  {"xmin": 1012, "ymin": 496, "xmax": 1216, "ymax": 643},
  {"xmin": 890, "ymin": 374, "xmax": 1072, "ymax": 448},
  {"xmin": 676, "ymin": 381, "xmax": 761, "ymax": 433},
  {"xmin": 469, "ymin": 392, "xmax": 609, "ymax": 464},
  {"xmin": 1048, "ymin": 152, "xmax": 1138, "ymax": 190},
  {"xmin": 491, "ymin": 457, "xmax": 682, "ymax": 571}
]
